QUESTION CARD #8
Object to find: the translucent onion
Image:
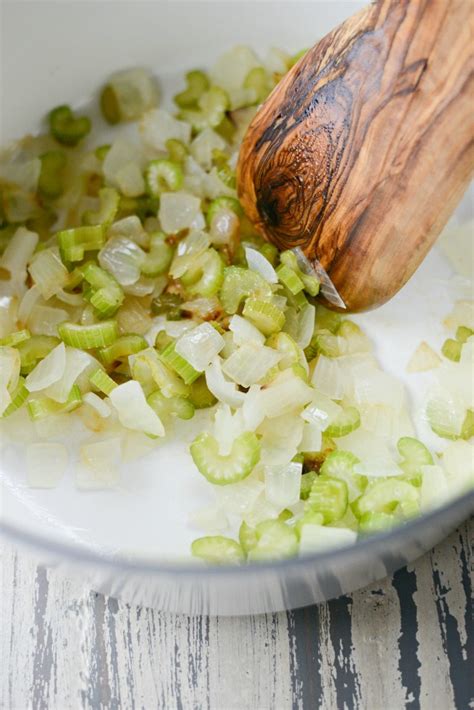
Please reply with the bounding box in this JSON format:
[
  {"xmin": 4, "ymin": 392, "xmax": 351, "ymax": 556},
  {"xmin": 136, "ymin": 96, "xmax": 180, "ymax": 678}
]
[
  {"xmin": 299, "ymin": 525, "xmax": 357, "ymax": 555},
  {"xmin": 175, "ymin": 322, "xmax": 225, "ymax": 372},
  {"xmin": 25, "ymin": 342, "xmax": 66, "ymax": 392},
  {"xmin": 99, "ymin": 236, "xmax": 146, "ymax": 286},
  {"xmin": 116, "ymin": 162, "xmax": 145, "ymax": 197},
  {"xmin": 78, "ymin": 438, "xmax": 122, "ymax": 489},
  {"xmin": 205, "ymin": 355, "xmax": 245, "ymax": 408},
  {"xmin": 258, "ymin": 414, "xmax": 304, "ymax": 466},
  {"xmin": 28, "ymin": 305, "xmax": 69, "ymax": 336},
  {"xmin": 82, "ymin": 392, "xmax": 111, "ymax": 418},
  {"xmin": 299, "ymin": 421, "xmax": 323, "ymax": 452},
  {"xmin": 244, "ymin": 247, "xmax": 278, "ymax": 283},
  {"xmin": 45, "ymin": 347, "xmax": 95, "ymax": 402},
  {"xmin": 213, "ymin": 404, "xmax": 245, "ymax": 455},
  {"xmin": 222, "ymin": 342, "xmax": 281, "ymax": 387},
  {"xmin": 260, "ymin": 370, "xmax": 313, "ymax": 418},
  {"xmin": 215, "ymin": 476, "xmax": 264, "ymax": 517},
  {"xmin": 210, "ymin": 46, "xmax": 260, "ymax": 93},
  {"xmin": 0, "ymin": 227, "xmax": 38, "ymax": 282},
  {"xmin": 109, "ymin": 380, "xmax": 165, "ymax": 436},
  {"xmin": 117, "ymin": 296, "xmax": 153, "ymax": 335},
  {"xmin": 302, "ymin": 393, "xmax": 342, "ymax": 430},
  {"xmin": 159, "ymin": 192, "xmax": 204, "ymax": 235},
  {"xmin": 210, "ymin": 208, "xmax": 240, "ymax": 246},
  {"xmin": 181, "ymin": 297, "xmax": 221, "ymax": 320},
  {"xmin": 190, "ymin": 127, "xmax": 225, "ymax": 169},
  {"xmin": 229, "ymin": 314, "xmax": 265, "ymax": 346},
  {"xmin": 311, "ymin": 356, "xmax": 346, "ymax": 399},
  {"xmin": 0, "ymin": 346, "xmax": 21, "ymax": 415},
  {"xmin": 0, "ymin": 296, "xmax": 18, "ymax": 338},
  {"xmin": 28, "ymin": 249, "xmax": 69, "ymax": 299},
  {"xmin": 26, "ymin": 442, "xmax": 68, "ymax": 488},
  {"xmin": 264, "ymin": 461, "xmax": 302, "ymax": 508},
  {"xmin": 406, "ymin": 341, "xmax": 442, "ymax": 373},
  {"xmin": 108, "ymin": 216, "xmax": 149, "ymax": 249},
  {"xmin": 103, "ymin": 137, "xmax": 144, "ymax": 188},
  {"xmin": 169, "ymin": 229, "xmax": 210, "ymax": 278},
  {"xmin": 140, "ymin": 109, "xmax": 191, "ymax": 152}
]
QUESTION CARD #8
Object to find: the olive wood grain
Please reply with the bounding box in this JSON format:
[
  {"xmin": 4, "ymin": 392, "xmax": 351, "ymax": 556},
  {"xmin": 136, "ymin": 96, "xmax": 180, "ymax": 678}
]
[{"xmin": 237, "ymin": 0, "xmax": 474, "ymax": 311}]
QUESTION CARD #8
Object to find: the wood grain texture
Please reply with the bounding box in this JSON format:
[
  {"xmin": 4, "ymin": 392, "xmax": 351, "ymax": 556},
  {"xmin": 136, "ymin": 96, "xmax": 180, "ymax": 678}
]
[
  {"xmin": 1, "ymin": 518, "xmax": 472, "ymax": 710},
  {"xmin": 238, "ymin": 0, "xmax": 474, "ymax": 311}
]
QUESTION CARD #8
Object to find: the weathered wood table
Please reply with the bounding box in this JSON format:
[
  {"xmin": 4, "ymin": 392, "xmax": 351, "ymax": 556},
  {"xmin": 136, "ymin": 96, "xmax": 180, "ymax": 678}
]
[{"xmin": 1, "ymin": 520, "xmax": 472, "ymax": 709}]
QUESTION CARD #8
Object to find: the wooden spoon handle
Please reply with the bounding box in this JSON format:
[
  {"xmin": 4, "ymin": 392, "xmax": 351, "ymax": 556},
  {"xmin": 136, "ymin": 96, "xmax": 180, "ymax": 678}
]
[{"xmin": 238, "ymin": 0, "xmax": 474, "ymax": 311}]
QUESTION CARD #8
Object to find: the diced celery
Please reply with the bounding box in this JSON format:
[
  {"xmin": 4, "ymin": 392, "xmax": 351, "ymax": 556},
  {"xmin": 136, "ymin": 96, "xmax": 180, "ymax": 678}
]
[
  {"xmin": 190, "ymin": 431, "xmax": 260, "ymax": 485},
  {"xmin": 306, "ymin": 475, "xmax": 348, "ymax": 524},
  {"xmin": 58, "ymin": 321, "xmax": 118, "ymax": 349},
  {"xmin": 219, "ymin": 266, "xmax": 272, "ymax": 314},
  {"xmin": 242, "ymin": 299, "xmax": 285, "ymax": 336},
  {"xmin": 325, "ymin": 406, "xmax": 360, "ymax": 437},
  {"xmin": 49, "ymin": 105, "xmax": 91, "ymax": 146},
  {"xmin": 159, "ymin": 342, "xmax": 201, "ymax": 384},
  {"xmin": 191, "ymin": 536, "xmax": 244, "ymax": 565}
]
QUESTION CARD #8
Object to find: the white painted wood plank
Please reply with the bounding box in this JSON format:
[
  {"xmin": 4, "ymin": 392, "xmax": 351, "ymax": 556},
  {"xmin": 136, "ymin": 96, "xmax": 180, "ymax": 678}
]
[{"xmin": 1, "ymin": 521, "xmax": 471, "ymax": 710}]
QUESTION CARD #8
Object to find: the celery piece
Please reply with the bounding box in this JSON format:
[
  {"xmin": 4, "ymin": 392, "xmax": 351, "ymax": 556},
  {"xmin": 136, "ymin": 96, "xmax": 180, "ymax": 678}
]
[
  {"xmin": 191, "ymin": 536, "xmax": 244, "ymax": 565},
  {"xmin": 441, "ymin": 338, "xmax": 462, "ymax": 362},
  {"xmin": 159, "ymin": 342, "xmax": 201, "ymax": 384},
  {"xmin": 99, "ymin": 334, "xmax": 148, "ymax": 366},
  {"xmin": 49, "ymin": 105, "xmax": 91, "ymax": 146},
  {"xmin": 461, "ymin": 409, "xmax": 474, "ymax": 440},
  {"xmin": 260, "ymin": 243, "xmax": 279, "ymax": 267},
  {"xmin": 355, "ymin": 479, "xmax": 419, "ymax": 518},
  {"xmin": 141, "ymin": 232, "xmax": 173, "ymax": 277},
  {"xmin": 90, "ymin": 368, "xmax": 117, "ymax": 395},
  {"xmin": 188, "ymin": 376, "xmax": 217, "ymax": 409},
  {"xmin": 242, "ymin": 298, "xmax": 285, "ymax": 336},
  {"xmin": 300, "ymin": 470, "xmax": 317, "ymax": 500},
  {"xmin": 182, "ymin": 249, "xmax": 224, "ymax": 298},
  {"xmin": 276, "ymin": 263, "xmax": 304, "ymax": 295},
  {"xmin": 0, "ymin": 329, "xmax": 30, "ymax": 347},
  {"xmin": 81, "ymin": 262, "xmax": 124, "ymax": 317},
  {"xmin": 165, "ymin": 138, "xmax": 189, "ymax": 164},
  {"xmin": 190, "ymin": 431, "xmax": 260, "ymax": 485},
  {"xmin": 306, "ymin": 475, "xmax": 348, "ymax": 524},
  {"xmin": 325, "ymin": 406, "xmax": 361, "ymax": 437},
  {"xmin": 147, "ymin": 390, "xmax": 195, "ymax": 421},
  {"xmin": 57, "ymin": 225, "xmax": 105, "ymax": 263},
  {"xmin": 16, "ymin": 335, "xmax": 60, "ymax": 374},
  {"xmin": 38, "ymin": 151, "xmax": 67, "ymax": 199},
  {"xmin": 248, "ymin": 520, "xmax": 298, "ymax": 561},
  {"xmin": 239, "ymin": 521, "xmax": 258, "ymax": 555},
  {"xmin": 243, "ymin": 66, "xmax": 271, "ymax": 103},
  {"xmin": 455, "ymin": 325, "xmax": 473, "ymax": 344},
  {"xmin": 151, "ymin": 292, "xmax": 183, "ymax": 320},
  {"xmin": 95, "ymin": 144, "xmax": 111, "ymax": 161},
  {"xmin": 145, "ymin": 159, "xmax": 183, "ymax": 197},
  {"xmin": 397, "ymin": 436, "xmax": 433, "ymax": 482},
  {"xmin": 174, "ymin": 70, "xmax": 210, "ymax": 108},
  {"xmin": 27, "ymin": 384, "xmax": 82, "ymax": 420},
  {"xmin": 206, "ymin": 196, "xmax": 243, "ymax": 225},
  {"xmin": 359, "ymin": 511, "xmax": 396, "ymax": 535},
  {"xmin": 83, "ymin": 187, "xmax": 119, "ymax": 228},
  {"xmin": 315, "ymin": 305, "xmax": 342, "ymax": 334},
  {"xmin": 58, "ymin": 321, "xmax": 118, "ymax": 349},
  {"xmin": 2, "ymin": 377, "xmax": 29, "ymax": 417}
]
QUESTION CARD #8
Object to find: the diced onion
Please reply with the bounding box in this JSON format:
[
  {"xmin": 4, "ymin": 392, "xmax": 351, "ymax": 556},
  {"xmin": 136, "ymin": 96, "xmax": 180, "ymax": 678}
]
[
  {"xmin": 229, "ymin": 314, "xmax": 265, "ymax": 346},
  {"xmin": 29, "ymin": 305, "xmax": 69, "ymax": 336},
  {"xmin": 18, "ymin": 286, "xmax": 41, "ymax": 325},
  {"xmin": 214, "ymin": 476, "xmax": 264, "ymax": 516},
  {"xmin": 99, "ymin": 236, "xmax": 146, "ymax": 286},
  {"xmin": 264, "ymin": 461, "xmax": 302, "ymax": 508},
  {"xmin": 244, "ymin": 247, "xmax": 278, "ymax": 283},
  {"xmin": 222, "ymin": 342, "xmax": 281, "ymax": 387},
  {"xmin": 169, "ymin": 229, "xmax": 210, "ymax": 278},
  {"xmin": 103, "ymin": 137, "xmax": 144, "ymax": 187},
  {"xmin": 108, "ymin": 216, "xmax": 149, "ymax": 248},
  {"xmin": 175, "ymin": 322, "xmax": 225, "ymax": 372},
  {"xmin": 25, "ymin": 342, "xmax": 66, "ymax": 392},
  {"xmin": 109, "ymin": 380, "xmax": 165, "ymax": 436},
  {"xmin": 46, "ymin": 347, "xmax": 95, "ymax": 402},
  {"xmin": 0, "ymin": 227, "xmax": 38, "ymax": 282},
  {"xmin": 299, "ymin": 421, "xmax": 323, "ymax": 452},
  {"xmin": 210, "ymin": 46, "xmax": 260, "ymax": 92},
  {"xmin": 83, "ymin": 392, "xmax": 111, "ymax": 418},
  {"xmin": 406, "ymin": 341, "xmax": 442, "ymax": 373},
  {"xmin": 299, "ymin": 525, "xmax": 357, "ymax": 555},
  {"xmin": 28, "ymin": 249, "xmax": 69, "ymax": 299},
  {"xmin": 190, "ymin": 128, "xmax": 225, "ymax": 170},
  {"xmin": 260, "ymin": 370, "xmax": 313, "ymax": 418},
  {"xmin": 205, "ymin": 356, "xmax": 245, "ymax": 408},
  {"xmin": 140, "ymin": 109, "xmax": 191, "ymax": 151},
  {"xmin": 159, "ymin": 192, "xmax": 204, "ymax": 234},
  {"xmin": 78, "ymin": 438, "xmax": 122, "ymax": 489},
  {"xmin": 213, "ymin": 404, "xmax": 245, "ymax": 455},
  {"xmin": 26, "ymin": 442, "xmax": 68, "ymax": 488},
  {"xmin": 116, "ymin": 162, "xmax": 145, "ymax": 197}
]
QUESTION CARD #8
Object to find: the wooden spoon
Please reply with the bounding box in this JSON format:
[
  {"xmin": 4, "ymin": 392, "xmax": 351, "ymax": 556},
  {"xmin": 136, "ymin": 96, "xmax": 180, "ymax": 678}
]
[{"xmin": 237, "ymin": 0, "xmax": 474, "ymax": 311}]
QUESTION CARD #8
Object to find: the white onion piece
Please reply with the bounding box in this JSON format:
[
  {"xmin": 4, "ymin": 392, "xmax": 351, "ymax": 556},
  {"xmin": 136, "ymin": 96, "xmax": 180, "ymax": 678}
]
[
  {"xmin": 123, "ymin": 275, "xmax": 156, "ymax": 296},
  {"xmin": 28, "ymin": 249, "xmax": 69, "ymax": 299},
  {"xmin": 339, "ymin": 428, "xmax": 400, "ymax": 477},
  {"xmin": 260, "ymin": 371, "xmax": 313, "ymax": 418},
  {"xmin": 144, "ymin": 316, "xmax": 167, "ymax": 346},
  {"xmin": 55, "ymin": 289, "xmax": 85, "ymax": 307},
  {"xmin": 106, "ymin": 67, "xmax": 159, "ymax": 121},
  {"xmin": 210, "ymin": 208, "xmax": 240, "ymax": 246},
  {"xmin": 175, "ymin": 322, "xmax": 225, "ymax": 372},
  {"xmin": 159, "ymin": 192, "xmax": 204, "ymax": 235},
  {"xmin": 215, "ymin": 476, "xmax": 264, "ymax": 517},
  {"xmin": 299, "ymin": 525, "xmax": 357, "ymax": 555},
  {"xmin": 46, "ymin": 347, "xmax": 94, "ymax": 402},
  {"xmin": 244, "ymin": 247, "xmax": 278, "ymax": 283},
  {"xmin": 78, "ymin": 438, "xmax": 122, "ymax": 490},
  {"xmin": 311, "ymin": 355, "xmax": 346, "ymax": 400},
  {"xmin": 29, "ymin": 305, "xmax": 68, "ymax": 336},
  {"xmin": 299, "ymin": 421, "xmax": 322, "ymax": 452},
  {"xmin": 116, "ymin": 162, "xmax": 145, "ymax": 197},
  {"xmin": 205, "ymin": 356, "xmax": 244, "ymax": 408},
  {"xmin": 213, "ymin": 404, "xmax": 245, "ymax": 455},
  {"xmin": 202, "ymin": 167, "xmax": 236, "ymax": 200},
  {"xmin": 108, "ymin": 215, "xmax": 149, "ymax": 248},
  {"xmin": 296, "ymin": 304, "xmax": 316, "ymax": 349},
  {"xmin": 169, "ymin": 229, "xmax": 210, "ymax": 279},
  {"xmin": 140, "ymin": 109, "xmax": 191, "ymax": 151},
  {"xmin": 222, "ymin": 342, "xmax": 281, "ymax": 387},
  {"xmin": 188, "ymin": 505, "xmax": 229, "ymax": 533},
  {"xmin": 26, "ymin": 442, "xmax": 68, "ymax": 488},
  {"xmin": 354, "ymin": 368, "xmax": 406, "ymax": 411},
  {"xmin": 442, "ymin": 440, "xmax": 474, "ymax": 493},
  {"xmin": 0, "ymin": 296, "xmax": 17, "ymax": 338},
  {"xmin": 241, "ymin": 385, "xmax": 265, "ymax": 430},
  {"xmin": 164, "ymin": 319, "xmax": 198, "ymax": 338},
  {"xmin": 0, "ymin": 227, "xmax": 38, "ymax": 281},
  {"xmin": 302, "ymin": 393, "xmax": 342, "ymax": 429},
  {"xmin": 181, "ymin": 297, "xmax": 221, "ymax": 319},
  {"xmin": 259, "ymin": 414, "xmax": 304, "ymax": 466},
  {"xmin": 103, "ymin": 137, "xmax": 144, "ymax": 187},
  {"xmin": 99, "ymin": 236, "xmax": 146, "ymax": 286},
  {"xmin": 0, "ymin": 347, "xmax": 21, "ymax": 415},
  {"xmin": 264, "ymin": 461, "xmax": 302, "ymax": 508},
  {"xmin": 243, "ymin": 491, "xmax": 281, "ymax": 527},
  {"xmin": 83, "ymin": 392, "xmax": 111, "ymax": 418},
  {"xmin": 210, "ymin": 46, "xmax": 260, "ymax": 92},
  {"xmin": 190, "ymin": 128, "xmax": 226, "ymax": 169},
  {"xmin": 444, "ymin": 300, "xmax": 474, "ymax": 331},
  {"xmin": 229, "ymin": 315, "xmax": 265, "ymax": 346},
  {"xmin": 0, "ymin": 155, "xmax": 41, "ymax": 192},
  {"xmin": 109, "ymin": 380, "xmax": 165, "ymax": 436},
  {"xmin": 25, "ymin": 342, "xmax": 66, "ymax": 392},
  {"xmin": 420, "ymin": 465, "xmax": 449, "ymax": 511},
  {"xmin": 17, "ymin": 285, "xmax": 41, "ymax": 325},
  {"xmin": 406, "ymin": 341, "xmax": 442, "ymax": 372}
]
